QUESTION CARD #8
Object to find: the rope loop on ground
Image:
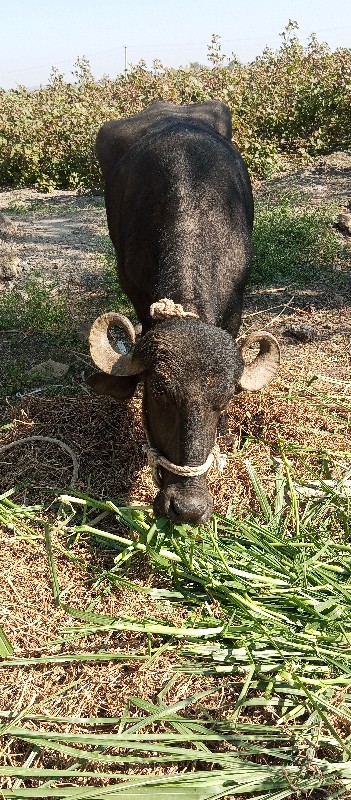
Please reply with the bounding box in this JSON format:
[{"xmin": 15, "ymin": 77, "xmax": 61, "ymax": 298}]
[{"xmin": 0, "ymin": 435, "xmax": 79, "ymax": 487}]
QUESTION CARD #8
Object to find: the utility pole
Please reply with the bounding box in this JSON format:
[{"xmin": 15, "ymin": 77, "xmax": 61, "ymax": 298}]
[{"xmin": 124, "ymin": 46, "xmax": 127, "ymax": 78}]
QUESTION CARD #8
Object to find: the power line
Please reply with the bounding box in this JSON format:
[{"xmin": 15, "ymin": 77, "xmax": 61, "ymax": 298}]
[{"xmin": 1, "ymin": 25, "xmax": 350, "ymax": 81}]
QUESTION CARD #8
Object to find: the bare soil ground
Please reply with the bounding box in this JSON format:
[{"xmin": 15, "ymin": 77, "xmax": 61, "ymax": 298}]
[
  {"xmin": 0, "ymin": 189, "xmax": 106, "ymax": 288},
  {"xmin": 0, "ymin": 155, "xmax": 350, "ymax": 791}
]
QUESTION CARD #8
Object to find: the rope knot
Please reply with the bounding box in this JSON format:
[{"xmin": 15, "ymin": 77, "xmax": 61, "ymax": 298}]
[
  {"xmin": 211, "ymin": 444, "xmax": 227, "ymax": 474},
  {"xmin": 150, "ymin": 298, "xmax": 199, "ymax": 321}
]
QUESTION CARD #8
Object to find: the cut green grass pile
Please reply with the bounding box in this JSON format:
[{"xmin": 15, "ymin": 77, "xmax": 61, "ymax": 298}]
[{"xmin": 1, "ymin": 441, "xmax": 351, "ymax": 798}]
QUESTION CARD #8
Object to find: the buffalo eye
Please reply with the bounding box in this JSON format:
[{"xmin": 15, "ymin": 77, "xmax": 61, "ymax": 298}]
[
  {"xmin": 212, "ymin": 390, "xmax": 234, "ymax": 413},
  {"xmin": 212, "ymin": 404, "xmax": 225, "ymax": 414},
  {"xmin": 152, "ymin": 381, "xmax": 167, "ymax": 398},
  {"xmin": 151, "ymin": 377, "xmax": 175, "ymax": 400}
]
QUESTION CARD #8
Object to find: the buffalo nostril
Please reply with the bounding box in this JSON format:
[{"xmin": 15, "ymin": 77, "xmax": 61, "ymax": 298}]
[
  {"xmin": 170, "ymin": 496, "xmax": 211, "ymax": 524},
  {"xmin": 168, "ymin": 499, "xmax": 181, "ymax": 520},
  {"xmin": 153, "ymin": 490, "xmax": 212, "ymax": 525}
]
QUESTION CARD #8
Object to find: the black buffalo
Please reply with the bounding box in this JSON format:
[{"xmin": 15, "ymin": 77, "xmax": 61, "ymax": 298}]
[{"xmin": 88, "ymin": 100, "xmax": 279, "ymax": 524}]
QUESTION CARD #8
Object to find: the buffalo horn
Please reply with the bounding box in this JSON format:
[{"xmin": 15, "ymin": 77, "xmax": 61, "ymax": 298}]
[
  {"xmin": 89, "ymin": 312, "xmax": 142, "ymax": 376},
  {"xmin": 238, "ymin": 330, "xmax": 280, "ymax": 391}
]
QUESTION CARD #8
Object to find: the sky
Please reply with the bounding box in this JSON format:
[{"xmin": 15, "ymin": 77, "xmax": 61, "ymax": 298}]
[{"xmin": 1, "ymin": 0, "xmax": 351, "ymax": 90}]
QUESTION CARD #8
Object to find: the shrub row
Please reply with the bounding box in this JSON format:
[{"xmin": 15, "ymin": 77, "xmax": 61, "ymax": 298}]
[{"xmin": 0, "ymin": 25, "xmax": 350, "ymax": 190}]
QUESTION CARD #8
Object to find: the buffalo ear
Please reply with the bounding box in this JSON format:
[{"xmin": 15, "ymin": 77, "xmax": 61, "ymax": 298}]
[{"xmin": 87, "ymin": 371, "xmax": 140, "ymax": 400}]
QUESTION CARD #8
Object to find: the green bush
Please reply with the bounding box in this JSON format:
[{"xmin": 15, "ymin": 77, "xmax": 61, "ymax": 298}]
[
  {"xmin": 0, "ymin": 276, "xmax": 74, "ymax": 335},
  {"xmin": 252, "ymin": 197, "xmax": 346, "ymax": 284},
  {"xmin": 0, "ymin": 25, "xmax": 350, "ymax": 189}
]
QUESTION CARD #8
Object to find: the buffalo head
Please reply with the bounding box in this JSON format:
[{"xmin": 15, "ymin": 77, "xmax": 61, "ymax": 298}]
[{"xmin": 88, "ymin": 312, "xmax": 280, "ymax": 525}]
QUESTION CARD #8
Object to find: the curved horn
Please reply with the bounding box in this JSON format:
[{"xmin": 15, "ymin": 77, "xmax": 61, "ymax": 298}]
[
  {"xmin": 89, "ymin": 312, "xmax": 142, "ymax": 376},
  {"xmin": 238, "ymin": 330, "xmax": 280, "ymax": 391}
]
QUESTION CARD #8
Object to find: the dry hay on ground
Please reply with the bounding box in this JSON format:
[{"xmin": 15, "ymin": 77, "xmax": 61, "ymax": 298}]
[{"xmin": 1, "ymin": 362, "xmax": 350, "ymax": 512}]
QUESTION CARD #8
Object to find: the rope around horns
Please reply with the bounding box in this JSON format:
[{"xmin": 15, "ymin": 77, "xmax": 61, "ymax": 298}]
[{"xmin": 150, "ymin": 298, "xmax": 199, "ymax": 320}]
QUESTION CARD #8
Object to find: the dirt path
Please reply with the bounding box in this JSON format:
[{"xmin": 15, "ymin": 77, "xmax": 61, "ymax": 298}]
[{"xmin": 0, "ymin": 189, "xmax": 106, "ymax": 289}]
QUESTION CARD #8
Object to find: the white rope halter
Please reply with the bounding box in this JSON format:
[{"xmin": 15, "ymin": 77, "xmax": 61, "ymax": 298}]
[
  {"xmin": 143, "ymin": 297, "xmax": 227, "ymax": 487},
  {"xmin": 143, "ymin": 420, "xmax": 226, "ymax": 488}
]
